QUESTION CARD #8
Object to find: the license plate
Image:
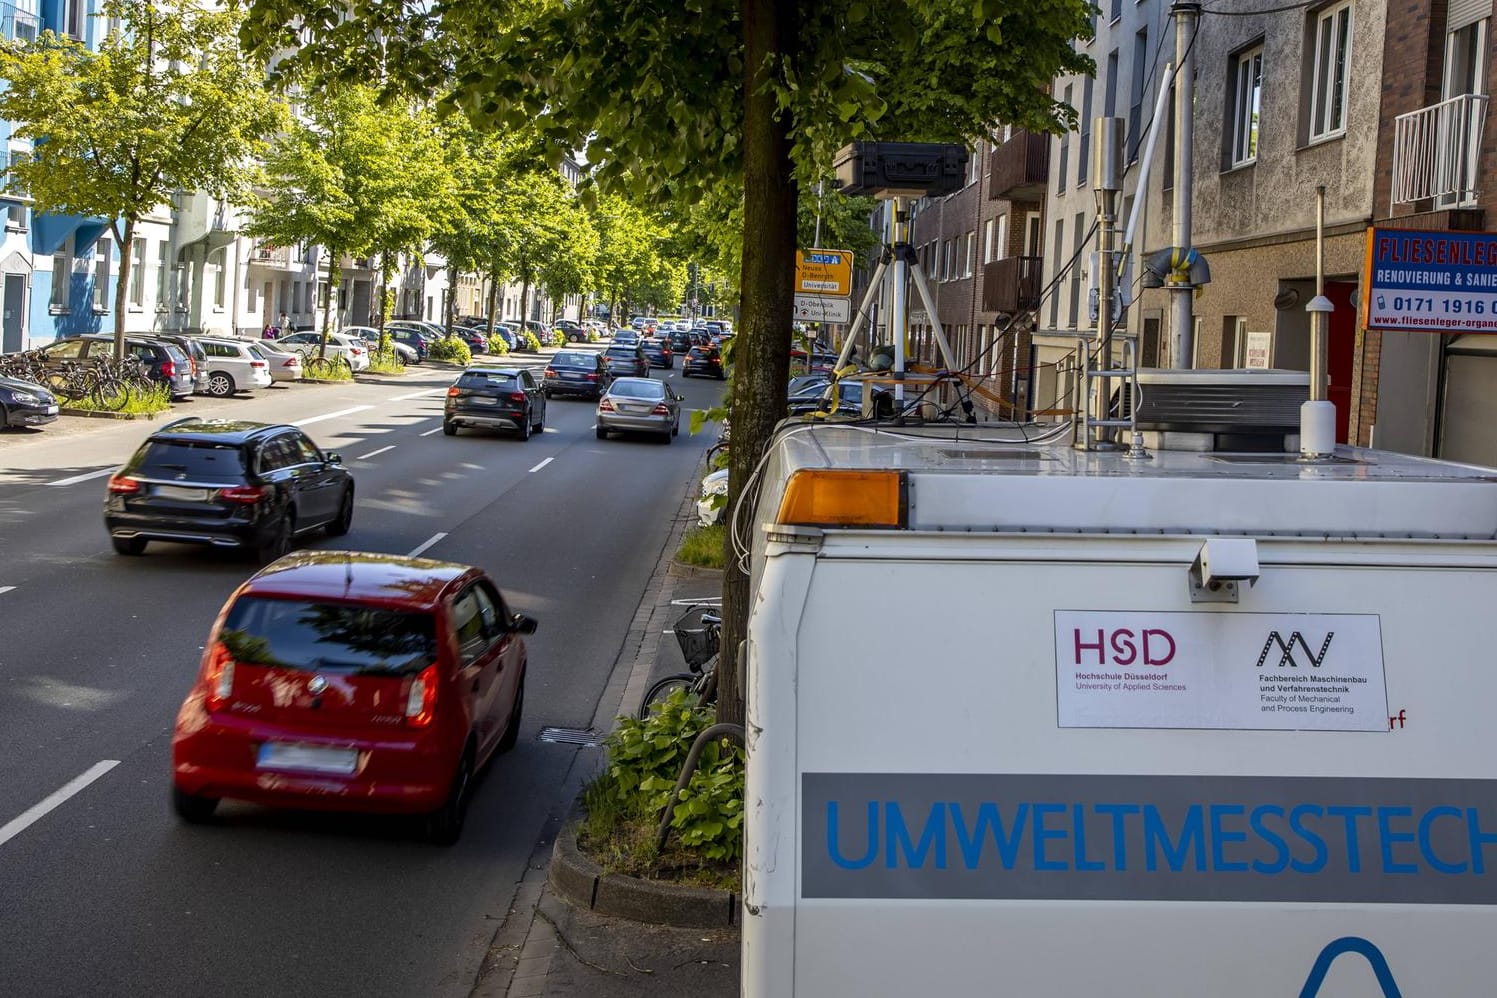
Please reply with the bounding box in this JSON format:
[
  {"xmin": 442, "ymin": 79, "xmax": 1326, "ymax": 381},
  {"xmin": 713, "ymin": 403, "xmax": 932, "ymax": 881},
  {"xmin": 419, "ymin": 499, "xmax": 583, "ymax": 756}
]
[
  {"xmin": 154, "ymin": 485, "xmax": 208, "ymax": 501},
  {"xmin": 473, "ymin": 395, "xmax": 497, "ymax": 404},
  {"xmin": 563, "ymin": 373, "xmax": 582, "ymax": 380},
  {"xmin": 257, "ymin": 742, "xmax": 358, "ymax": 775},
  {"xmin": 45, "ymin": 405, "xmax": 58, "ymax": 415}
]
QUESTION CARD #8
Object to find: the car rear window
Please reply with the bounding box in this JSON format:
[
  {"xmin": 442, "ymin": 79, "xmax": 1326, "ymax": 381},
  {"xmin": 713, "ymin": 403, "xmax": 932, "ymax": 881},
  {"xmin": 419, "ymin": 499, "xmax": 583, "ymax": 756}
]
[
  {"xmin": 133, "ymin": 440, "xmax": 248, "ymax": 479},
  {"xmin": 553, "ymin": 352, "xmax": 590, "ymax": 366},
  {"xmin": 218, "ymin": 597, "xmax": 437, "ymax": 677},
  {"xmin": 611, "ymin": 378, "xmax": 664, "ymax": 398},
  {"xmin": 459, "ymin": 371, "xmax": 517, "ymax": 389}
]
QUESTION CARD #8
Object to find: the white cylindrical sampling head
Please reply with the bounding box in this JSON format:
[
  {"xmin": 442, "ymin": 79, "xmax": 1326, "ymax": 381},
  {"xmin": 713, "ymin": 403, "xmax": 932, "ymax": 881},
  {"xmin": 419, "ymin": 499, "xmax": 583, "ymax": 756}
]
[{"xmin": 1300, "ymin": 400, "xmax": 1337, "ymax": 458}]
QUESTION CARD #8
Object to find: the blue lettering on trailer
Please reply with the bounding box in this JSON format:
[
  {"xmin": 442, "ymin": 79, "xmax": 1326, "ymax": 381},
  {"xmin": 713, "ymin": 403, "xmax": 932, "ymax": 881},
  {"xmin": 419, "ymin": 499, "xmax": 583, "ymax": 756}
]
[
  {"xmin": 1298, "ymin": 938, "xmax": 1402, "ymax": 998},
  {"xmin": 804, "ymin": 773, "xmax": 1497, "ymax": 903}
]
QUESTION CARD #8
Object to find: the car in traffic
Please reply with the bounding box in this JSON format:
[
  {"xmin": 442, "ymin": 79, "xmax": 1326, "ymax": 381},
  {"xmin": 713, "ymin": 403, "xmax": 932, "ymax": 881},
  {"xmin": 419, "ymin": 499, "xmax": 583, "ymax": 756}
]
[
  {"xmin": 543, "ymin": 350, "xmax": 611, "ymax": 399},
  {"xmin": 346, "ymin": 326, "xmax": 419, "ymax": 365},
  {"xmin": 611, "ymin": 328, "xmax": 641, "ymax": 346},
  {"xmin": 787, "ymin": 378, "xmax": 865, "ymax": 417},
  {"xmin": 248, "ymin": 341, "xmax": 304, "ymax": 383},
  {"xmin": 0, "ymin": 373, "xmax": 59, "ymax": 428},
  {"xmin": 602, "ymin": 343, "xmax": 650, "ymax": 378},
  {"xmin": 443, "ymin": 366, "xmax": 547, "ymax": 440},
  {"xmin": 554, "ymin": 319, "xmax": 586, "ymax": 342},
  {"xmin": 682, "ymin": 344, "xmax": 726, "ymax": 380},
  {"xmin": 170, "ymin": 551, "xmax": 535, "ymax": 844},
  {"xmin": 595, "ymin": 376, "xmax": 683, "ymax": 443},
  {"xmin": 274, "ymin": 331, "xmax": 370, "ymax": 372},
  {"xmin": 666, "ymin": 330, "xmax": 693, "ymax": 354},
  {"xmin": 640, "ymin": 338, "xmax": 674, "ymax": 370},
  {"xmin": 104, "ymin": 417, "xmax": 354, "ymax": 562},
  {"xmin": 35, "ymin": 334, "xmax": 197, "ymax": 399},
  {"xmin": 195, "ymin": 337, "xmax": 274, "ymax": 397}
]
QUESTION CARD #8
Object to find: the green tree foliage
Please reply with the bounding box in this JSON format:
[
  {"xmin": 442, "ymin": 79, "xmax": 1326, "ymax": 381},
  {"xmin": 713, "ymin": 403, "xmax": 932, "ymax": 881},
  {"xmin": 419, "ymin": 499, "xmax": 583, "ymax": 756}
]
[
  {"xmin": 239, "ymin": 0, "xmax": 1094, "ymax": 725},
  {"xmin": 244, "ymin": 86, "xmax": 439, "ymax": 356},
  {"xmin": 493, "ymin": 167, "xmax": 596, "ymax": 329},
  {"xmin": 0, "ymin": 0, "xmax": 282, "ymax": 354}
]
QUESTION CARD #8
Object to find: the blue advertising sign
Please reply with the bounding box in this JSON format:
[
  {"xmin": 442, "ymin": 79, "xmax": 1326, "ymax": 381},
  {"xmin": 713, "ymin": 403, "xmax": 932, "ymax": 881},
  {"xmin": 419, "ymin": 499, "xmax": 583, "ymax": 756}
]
[{"xmin": 1365, "ymin": 228, "xmax": 1497, "ymax": 333}]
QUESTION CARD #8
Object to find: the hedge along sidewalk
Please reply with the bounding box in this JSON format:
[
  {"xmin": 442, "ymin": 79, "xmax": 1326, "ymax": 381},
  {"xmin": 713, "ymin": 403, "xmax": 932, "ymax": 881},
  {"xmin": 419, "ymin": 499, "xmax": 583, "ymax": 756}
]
[{"xmin": 473, "ymin": 468, "xmax": 736, "ymax": 998}]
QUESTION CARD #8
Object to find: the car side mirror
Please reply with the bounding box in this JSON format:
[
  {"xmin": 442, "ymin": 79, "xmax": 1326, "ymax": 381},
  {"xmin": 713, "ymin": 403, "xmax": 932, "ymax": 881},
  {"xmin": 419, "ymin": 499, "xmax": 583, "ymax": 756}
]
[
  {"xmin": 511, "ymin": 613, "xmax": 538, "ymax": 634},
  {"xmin": 674, "ymin": 392, "xmax": 684, "ymax": 401},
  {"xmin": 324, "ymin": 452, "xmax": 342, "ymax": 464}
]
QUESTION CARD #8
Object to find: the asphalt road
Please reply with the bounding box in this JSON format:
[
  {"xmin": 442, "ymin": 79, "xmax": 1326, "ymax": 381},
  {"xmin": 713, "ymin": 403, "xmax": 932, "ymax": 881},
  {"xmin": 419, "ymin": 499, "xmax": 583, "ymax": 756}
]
[{"xmin": 0, "ymin": 350, "xmax": 725, "ymax": 997}]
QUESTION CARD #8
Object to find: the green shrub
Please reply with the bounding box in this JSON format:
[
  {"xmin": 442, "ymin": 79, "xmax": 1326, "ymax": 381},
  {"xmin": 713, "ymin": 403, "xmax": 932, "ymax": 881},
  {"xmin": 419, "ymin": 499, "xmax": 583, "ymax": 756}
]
[
  {"xmin": 521, "ymin": 330, "xmax": 543, "ymax": 352},
  {"xmin": 428, "ymin": 336, "xmax": 471, "ymax": 365},
  {"xmin": 487, "ymin": 334, "xmax": 511, "ymax": 355},
  {"xmin": 366, "ymin": 348, "xmax": 406, "ymax": 374},
  {"xmin": 67, "ymin": 382, "xmax": 171, "ymax": 415},
  {"xmin": 588, "ymin": 690, "xmax": 744, "ymax": 866},
  {"xmin": 676, "ymin": 524, "xmax": 726, "ymax": 569}
]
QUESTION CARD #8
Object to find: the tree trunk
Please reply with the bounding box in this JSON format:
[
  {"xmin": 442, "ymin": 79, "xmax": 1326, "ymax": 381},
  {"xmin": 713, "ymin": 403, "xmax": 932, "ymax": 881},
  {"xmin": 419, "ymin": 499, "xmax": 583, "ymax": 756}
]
[
  {"xmin": 518, "ymin": 276, "xmax": 532, "ymax": 343},
  {"xmin": 317, "ymin": 248, "xmax": 340, "ymax": 360},
  {"xmin": 485, "ymin": 264, "xmax": 500, "ymax": 337},
  {"xmin": 717, "ymin": 0, "xmax": 799, "ymax": 727},
  {"xmin": 112, "ymin": 216, "xmax": 138, "ymax": 362},
  {"xmin": 445, "ymin": 262, "xmax": 458, "ymax": 338},
  {"xmin": 377, "ymin": 250, "xmax": 393, "ymax": 329}
]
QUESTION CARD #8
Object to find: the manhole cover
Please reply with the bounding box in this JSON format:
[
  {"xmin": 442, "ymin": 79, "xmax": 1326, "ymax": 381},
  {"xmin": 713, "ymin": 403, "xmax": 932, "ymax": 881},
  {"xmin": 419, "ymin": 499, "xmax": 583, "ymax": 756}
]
[{"xmin": 538, "ymin": 726, "xmax": 599, "ymax": 747}]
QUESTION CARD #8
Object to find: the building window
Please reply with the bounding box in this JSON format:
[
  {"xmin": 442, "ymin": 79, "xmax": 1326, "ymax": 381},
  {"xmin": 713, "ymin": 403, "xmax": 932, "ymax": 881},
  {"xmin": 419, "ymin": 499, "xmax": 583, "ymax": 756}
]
[
  {"xmin": 211, "ymin": 249, "xmax": 226, "ymax": 308},
  {"xmin": 1229, "ymin": 44, "xmax": 1264, "ymax": 165},
  {"xmin": 1129, "ymin": 29, "xmax": 1149, "ymax": 160},
  {"xmin": 943, "ymin": 239, "xmax": 956, "ymax": 281},
  {"xmin": 1050, "ymin": 218, "xmax": 1064, "ymax": 327},
  {"xmin": 968, "ymin": 144, "xmax": 981, "ymax": 186},
  {"xmin": 1104, "ymin": 49, "xmax": 1120, "ymax": 118},
  {"xmin": 1078, "ymin": 78, "xmax": 1093, "ymax": 187},
  {"xmin": 1308, "ymin": 1, "xmax": 1352, "ymax": 141},
  {"xmin": 1110, "ymin": 0, "xmax": 1122, "ymax": 22},
  {"xmin": 130, "ymin": 237, "xmax": 146, "ymax": 307},
  {"xmin": 6, "ymin": 202, "xmax": 24, "ymax": 230},
  {"xmin": 155, "ymin": 242, "xmax": 169, "ymax": 309},
  {"xmin": 64, "ymin": 0, "xmax": 86, "ymax": 39},
  {"xmin": 964, "ymin": 232, "xmax": 976, "ymax": 278},
  {"xmin": 50, "ymin": 250, "xmax": 69, "ymax": 310},
  {"xmin": 1057, "ymin": 84, "xmax": 1072, "ymax": 193},
  {"xmin": 92, "ymin": 240, "xmax": 111, "ymax": 311},
  {"xmin": 1069, "ymin": 212, "xmax": 1086, "ymax": 328}
]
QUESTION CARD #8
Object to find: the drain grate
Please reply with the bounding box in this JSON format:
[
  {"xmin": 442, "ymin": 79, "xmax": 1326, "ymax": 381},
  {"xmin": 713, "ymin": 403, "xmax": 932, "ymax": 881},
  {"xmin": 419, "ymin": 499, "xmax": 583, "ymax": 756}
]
[{"xmin": 538, "ymin": 726, "xmax": 600, "ymax": 747}]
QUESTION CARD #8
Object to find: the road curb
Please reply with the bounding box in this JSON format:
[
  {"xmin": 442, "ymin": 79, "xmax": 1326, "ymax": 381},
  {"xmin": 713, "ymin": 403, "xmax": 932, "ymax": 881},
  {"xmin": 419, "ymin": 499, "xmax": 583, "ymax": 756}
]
[
  {"xmin": 58, "ymin": 407, "xmax": 161, "ymax": 420},
  {"xmin": 549, "ymin": 821, "xmax": 738, "ymax": 928}
]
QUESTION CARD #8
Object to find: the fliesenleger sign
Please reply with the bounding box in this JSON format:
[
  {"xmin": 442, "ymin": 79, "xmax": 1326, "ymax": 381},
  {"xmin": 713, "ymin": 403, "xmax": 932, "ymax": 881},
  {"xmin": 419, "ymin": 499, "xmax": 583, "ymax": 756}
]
[{"xmin": 1365, "ymin": 228, "xmax": 1497, "ymax": 333}]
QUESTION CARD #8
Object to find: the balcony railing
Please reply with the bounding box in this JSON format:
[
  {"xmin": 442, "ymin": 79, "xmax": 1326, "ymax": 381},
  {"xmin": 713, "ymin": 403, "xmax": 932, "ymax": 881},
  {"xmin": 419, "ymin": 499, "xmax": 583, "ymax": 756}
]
[
  {"xmin": 982, "ymin": 255, "xmax": 1044, "ymax": 314},
  {"xmin": 251, "ymin": 243, "xmax": 291, "ymax": 267},
  {"xmin": 988, "ymin": 130, "xmax": 1049, "ymax": 202},
  {"xmin": 1, "ymin": 8, "xmax": 38, "ymax": 44},
  {"xmin": 1391, "ymin": 93, "xmax": 1489, "ymax": 212}
]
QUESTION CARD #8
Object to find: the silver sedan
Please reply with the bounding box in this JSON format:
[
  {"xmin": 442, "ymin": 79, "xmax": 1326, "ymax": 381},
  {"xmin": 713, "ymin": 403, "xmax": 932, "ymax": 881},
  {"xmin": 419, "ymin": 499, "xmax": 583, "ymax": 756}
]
[{"xmin": 595, "ymin": 377, "xmax": 683, "ymax": 443}]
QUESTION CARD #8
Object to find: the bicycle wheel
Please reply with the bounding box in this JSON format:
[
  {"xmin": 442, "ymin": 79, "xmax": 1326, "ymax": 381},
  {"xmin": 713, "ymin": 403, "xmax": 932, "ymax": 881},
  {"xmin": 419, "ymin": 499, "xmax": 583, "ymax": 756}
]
[
  {"xmin": 304, "ymin": 356, "xmax": 336, "ymax": 379},
  {"xmin": 91, "ymin": 376, "xmax": 130, "ymax": 411},
  {"xmin": 638, "ymin": 674, "xmax": 697, "ymax": 719}
]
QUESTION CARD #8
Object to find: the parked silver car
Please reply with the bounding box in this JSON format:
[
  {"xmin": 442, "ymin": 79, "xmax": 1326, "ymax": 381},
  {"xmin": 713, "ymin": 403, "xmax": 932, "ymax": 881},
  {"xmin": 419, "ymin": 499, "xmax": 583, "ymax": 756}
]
[
  {"xmin": 197, "ymin": 337, "xmax": 274, "ymax": 396},
  {"xmin": 345, "ymin": 325, "xmax": 418, "ymax": 364},
  {"xmin": 595, "ymin": 377, "xmax": 682, "ymax": 443},
  {"xmin": 248, "ymin": 341, "xmax": 304, "ymax": 383}
]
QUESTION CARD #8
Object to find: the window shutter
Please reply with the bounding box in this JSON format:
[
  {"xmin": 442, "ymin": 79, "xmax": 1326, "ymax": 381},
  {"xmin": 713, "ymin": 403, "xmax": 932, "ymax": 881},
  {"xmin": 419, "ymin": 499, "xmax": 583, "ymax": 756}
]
[{"xmin": 1447, "ymin": 0, "xmax": 1486, "ymax": 31}]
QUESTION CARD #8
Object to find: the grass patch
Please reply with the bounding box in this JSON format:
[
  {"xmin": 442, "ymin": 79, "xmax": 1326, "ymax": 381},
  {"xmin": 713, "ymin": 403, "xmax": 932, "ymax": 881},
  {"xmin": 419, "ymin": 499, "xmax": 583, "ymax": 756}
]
[
  {"xmin": 302, "ymin": 358, "xmax": 354, "ymax": 381},
  {"xmin": 676, "ymin": 524, "xmax": 726, "ymax": 569},
  {"xmin": 365, "ymin": 350, "xmax": 406, "ymax": 375},
  {"xmin": 66, "ymin": 384, "xmax": 171, "ymax": 415}
]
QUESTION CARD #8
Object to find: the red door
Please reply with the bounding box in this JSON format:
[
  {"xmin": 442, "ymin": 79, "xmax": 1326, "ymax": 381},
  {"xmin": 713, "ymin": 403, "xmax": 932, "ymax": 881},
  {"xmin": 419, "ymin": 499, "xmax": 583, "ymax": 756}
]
[{"xmin": 1326, "ymin": 281, "xmax": 1357, "ymax": 443}]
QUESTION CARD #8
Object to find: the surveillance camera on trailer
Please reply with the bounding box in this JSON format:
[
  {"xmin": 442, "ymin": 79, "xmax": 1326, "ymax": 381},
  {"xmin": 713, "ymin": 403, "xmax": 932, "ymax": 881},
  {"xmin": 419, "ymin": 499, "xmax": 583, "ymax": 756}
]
[{"xmin": 833, "ymin": 142, "xmax": 968, "ymax": 199}]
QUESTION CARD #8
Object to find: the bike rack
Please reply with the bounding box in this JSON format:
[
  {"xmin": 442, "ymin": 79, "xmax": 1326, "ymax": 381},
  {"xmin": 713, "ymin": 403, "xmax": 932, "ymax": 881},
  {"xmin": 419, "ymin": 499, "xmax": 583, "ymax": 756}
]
[{"xmin": 654, "ymin": 722, "xmax": 746, "ymax": 855}]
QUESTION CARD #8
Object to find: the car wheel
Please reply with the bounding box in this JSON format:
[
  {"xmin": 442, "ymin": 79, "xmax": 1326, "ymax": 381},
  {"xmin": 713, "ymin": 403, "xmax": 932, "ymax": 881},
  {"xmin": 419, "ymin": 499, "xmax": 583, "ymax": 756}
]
[
  {"xmin": 497, "ymin": 673, "xmax": 524, "ymax": 753},
  {"xmin": 172, "ymin": 785, "xmax": 219, "ymax": 824},
  {"xmin": 673, "ymin": 419, "xmax": 680, "ymax": 437},
  {"xmin": 443, "ymin": 419, "xmax": 457, "ymax": 437},
  {"xmin": 661, "ymin": 429, "xmax": 673, "ymax": 444},
  {"xmin": 206, "ymin": 372, "xmax": 235, "ymax": 398},
  {"xmin": 326, "ymin": 487, "xmax": 354, "ymax": 537},
  {"xmin": 255, "ymin": 511, "xmax": 293, "ymax": 564},
  {"xmin": 533, "ymin": 403, "xmax": 545, "ymax": 432},
  {"xmin": 596, "ymin": 425, "xmax": 608, "ymax": 440},
  {"xmin": 111, "ymin": 536, "xmax": 147, "ymax": 556},
  {"xmin": 426, "ymin": 750, "xmax": 473, "ymax": 846},
  {"xmin": 518, "ymin": 412, "xmax": 532, "ymax": 441},
  {"xmin": 543, "ymin": 389, "xmax": 553, "ymax": 400}
]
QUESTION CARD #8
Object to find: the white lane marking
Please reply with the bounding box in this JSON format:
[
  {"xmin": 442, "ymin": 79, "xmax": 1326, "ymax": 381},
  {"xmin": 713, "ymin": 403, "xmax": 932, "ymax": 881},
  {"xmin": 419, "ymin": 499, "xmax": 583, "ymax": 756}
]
[
  {"xmin": 292, "ymin": 405, "xmax": 375, "ymax": 427},
  {"xmin": 49, "ymin": 468, "xmax": 115, "ymax": 488},
  {"xmin": 390, "ymin": 388, "xmax": 447, "ymax": 402},
  {"xmin": 0, "ymin": 586, "xmax": 14, "ymax": 596},
  {"xmin": 0, "ymin": 760, "xmax": 120, "ymax": 849},
  {"xmin": 419, "ymin": 427, "xmax": 443, "ymax": 437},
  {"xmin": 357, "ymin": 445, "xmax": 395, "ymax": 460},
  {"xmin": 407, "ymin": 532, "xmax": 447, "ymax": 558},
  {"xmin": 528, "ymin": 457, "xmax": 554, "ymax": 474}
]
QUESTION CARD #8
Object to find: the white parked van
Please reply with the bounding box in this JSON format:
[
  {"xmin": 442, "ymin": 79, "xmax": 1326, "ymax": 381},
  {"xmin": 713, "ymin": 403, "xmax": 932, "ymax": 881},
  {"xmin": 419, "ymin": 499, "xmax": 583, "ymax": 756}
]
[{"xmin": 740, "ymin": 414, "xmax": 1497, "ymax": 997}]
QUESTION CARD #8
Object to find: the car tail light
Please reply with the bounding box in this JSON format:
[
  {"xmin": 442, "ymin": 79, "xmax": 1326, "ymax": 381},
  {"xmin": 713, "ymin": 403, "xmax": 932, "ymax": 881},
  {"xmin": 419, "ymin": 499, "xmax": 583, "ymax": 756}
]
[
  {"xmin": 161, "ymin": 360, "xmax": 176, "ymax": 378},
  {"xmin": 350, "ymin": 346, "xmax": 364, "ymax": 356},
  {"xmin": 598, "ymin": 397, "xmax": 616, "ymax": 412},
  {"xmin": 283, "ymin": 357, "xmax": 299, "ymax": 368},
  {"xmin": 585, "ymin": 373, "xmax": 598, "ymax": 381},
  {"xmin": 405, "ymin": 663, "xmax": 438, "ymax": 727},
  {"xmin": 204, "ymin": 643, "xmax": 235, "ymax": 712},
  {"xmin": 447, "ymin": 386, "xmax": 461, "ymax": 397},
  {"xmin": 218, "ymin": 484, "xmax": 269, "ymax": 503},
  {"xmin": 652, "ymin": 402, "xmax": 671, "ymax": 415},
  {"xmin": 509, "ymin": 391, "xmax": 526, "ymax": 402},
  {"xmin": 107, "ymin": 474, "xmax": 140, "ymax": 494},
  {"xmin": 544, "ymin": 368, "xmax": 557, "ymax": 379},
  {"xmin": 250, "ymin": 360, "xmax": 267, "ymax": 369}
]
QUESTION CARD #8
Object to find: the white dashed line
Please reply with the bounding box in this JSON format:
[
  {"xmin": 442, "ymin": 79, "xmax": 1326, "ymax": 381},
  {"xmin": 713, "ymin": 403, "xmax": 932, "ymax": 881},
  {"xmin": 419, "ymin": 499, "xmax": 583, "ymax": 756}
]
[
  {"xmin": 0, "ymin": 586, "xmax": 14, "ymax": 596},
  {"xmin": 528, "ymin": 457, "xmax": 554, "ymax": 474},
  {"xmin": 357, "ymin": 445, "xmax": 395, "ymax": 460},
  {"xmin": 0, "ymin": 760, "xmax": 120, "ymax": 849},
  {"xmin": 419, "ymin": 427, "xmax": 443, "ymax": 437},
  {"xmin": 407, "ymin": 532, "xmax": 447, "ymax": 558},
  {"xmin": 389, "ymin": 388, "xmax": 447, "ymax": 401},
  {"xmin": 49, "ymin": 468, "xmax": 116, "ymax": 488},
  {"xmin": 292, "ymin": 405, "xmax": 375, "ymax": 427}
]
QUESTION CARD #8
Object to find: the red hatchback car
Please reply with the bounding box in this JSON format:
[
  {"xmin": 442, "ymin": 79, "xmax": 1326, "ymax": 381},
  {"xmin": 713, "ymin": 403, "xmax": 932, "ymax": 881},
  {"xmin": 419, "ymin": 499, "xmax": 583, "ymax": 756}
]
[{"xmin": 171, "ymin": 551, "xmax": 535, "ymax": 844}]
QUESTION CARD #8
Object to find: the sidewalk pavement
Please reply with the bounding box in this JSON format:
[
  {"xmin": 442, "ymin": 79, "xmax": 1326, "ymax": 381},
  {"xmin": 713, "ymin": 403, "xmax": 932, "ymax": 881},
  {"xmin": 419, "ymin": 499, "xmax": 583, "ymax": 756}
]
[{"xmin": 472, "ymin": 474, "xmax": 740, "ymax": 998}]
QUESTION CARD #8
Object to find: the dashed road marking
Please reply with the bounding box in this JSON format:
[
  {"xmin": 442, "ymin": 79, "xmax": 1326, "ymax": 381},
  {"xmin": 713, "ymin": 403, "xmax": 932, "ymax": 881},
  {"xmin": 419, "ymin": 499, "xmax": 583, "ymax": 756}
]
[
  {"xmin": 48, "ymin": 468, "xmax": 115, "ymax": 487},
  {"xmin": 357, "ymin": 445, "xmax": 395, "ymax": 460},
  {"xmin": 528, "ymin": 458, "xmax": 554, "ymax": 473},
  {"xmin": 293, "ymin": 405, "xmax": 375, "ymax": 427},
  {"xmin": 390, "ymin": 388, "xmax": 447, "ymax": 402},
  {"xmin": 0, "ymin": 586, "xmax": 14, "ymax": 596},
  {"xmin": 407, "ymin": 532, "xmax": 447, "ymax": 558},
  {"xmin": 419, "ymin": 427, "xmax": 443, "ymax": 437},
  {"xmin": 0, "ymin": 760, "xmax": 120, "ymax": 850}
]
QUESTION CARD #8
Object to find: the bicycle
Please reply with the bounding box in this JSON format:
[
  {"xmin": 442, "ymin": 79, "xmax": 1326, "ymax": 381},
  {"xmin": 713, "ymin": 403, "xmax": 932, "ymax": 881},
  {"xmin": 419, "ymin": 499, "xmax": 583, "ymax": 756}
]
[
  {"xmin": 637, "ymin": 603, "xmax": 721, "ymax": 719},
  {"xmin": 303, "ymin": 354, "xmax": 350, "ymax": 379}
]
